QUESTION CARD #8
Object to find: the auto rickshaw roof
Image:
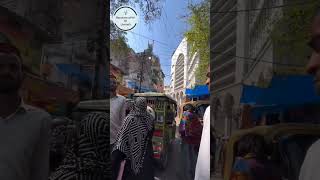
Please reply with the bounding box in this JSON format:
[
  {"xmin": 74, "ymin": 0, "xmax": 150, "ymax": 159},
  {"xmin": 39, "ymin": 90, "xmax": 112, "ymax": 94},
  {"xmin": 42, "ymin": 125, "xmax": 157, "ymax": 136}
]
[
  {"xmin": 223, "ymin": 123, "xmax": 320, "ymax": 180},
  {"xmin": 134, "ymin": 93, "xmax": 176, "ymax": 104},
  {"xmin": 76, "ymin": 99, "xmax": 108, "ymax": 111}
]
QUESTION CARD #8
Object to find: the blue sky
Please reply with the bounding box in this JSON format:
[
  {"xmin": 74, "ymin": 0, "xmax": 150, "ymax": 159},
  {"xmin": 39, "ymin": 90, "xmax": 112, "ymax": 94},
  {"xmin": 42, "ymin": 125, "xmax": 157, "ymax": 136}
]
[{"xmin": 126, "ymin": 0, "xmax": 203, "ymax": 86}]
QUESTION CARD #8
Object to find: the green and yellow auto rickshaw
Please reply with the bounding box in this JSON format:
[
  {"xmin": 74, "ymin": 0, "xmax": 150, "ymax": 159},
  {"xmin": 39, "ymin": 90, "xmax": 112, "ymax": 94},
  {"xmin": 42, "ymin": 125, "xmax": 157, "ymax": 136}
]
[
  {"xmin": 220, "ymin": 123, "xmax": 320, "ymax": 180},
  {"xmin": 133, "ymin": 93, "xmax": 177, "ymax": 169}
]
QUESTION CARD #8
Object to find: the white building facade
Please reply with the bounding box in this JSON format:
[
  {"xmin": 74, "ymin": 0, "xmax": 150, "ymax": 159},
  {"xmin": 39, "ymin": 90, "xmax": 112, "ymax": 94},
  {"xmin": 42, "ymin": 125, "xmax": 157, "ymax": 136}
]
[
  {"xmin": 187, "ymin": 52, "xmax": 200, "ymax": 89},
  {"xmin": 170, "ymin": 38, "xmax": 200, "ymax": 105}
]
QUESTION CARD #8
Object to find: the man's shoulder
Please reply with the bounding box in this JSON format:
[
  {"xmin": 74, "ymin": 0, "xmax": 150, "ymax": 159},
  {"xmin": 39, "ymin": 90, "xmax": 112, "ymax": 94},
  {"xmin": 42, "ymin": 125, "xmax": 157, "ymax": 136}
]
[
  {"xmin": 23, "ymin": 104, "xmax": 51, "ymax": 118},
  {"xmin": 307, "ymin": 139, "xmax": 320, "ymax": 155},
  {"xmin": 118, "ymin": 95, "xmax": 126, "ymax": 101},
  {"xmin": 112, "ymin": 95, "xmax": 126, "ymax": 102},
  {"xmin": 205, "ymin": 106, "xmax": 210, "ymax": 113}
]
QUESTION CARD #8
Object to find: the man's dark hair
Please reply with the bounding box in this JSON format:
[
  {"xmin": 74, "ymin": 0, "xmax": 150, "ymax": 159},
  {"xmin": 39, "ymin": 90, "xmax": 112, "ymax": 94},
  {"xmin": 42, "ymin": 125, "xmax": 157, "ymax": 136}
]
[
  {"xmin": 236, "ymin": 133, "xmax": 267, "ymax": 161},
  {"xmin": 183, "ymin": 104, "xmax": 195, "ymax": 112}
]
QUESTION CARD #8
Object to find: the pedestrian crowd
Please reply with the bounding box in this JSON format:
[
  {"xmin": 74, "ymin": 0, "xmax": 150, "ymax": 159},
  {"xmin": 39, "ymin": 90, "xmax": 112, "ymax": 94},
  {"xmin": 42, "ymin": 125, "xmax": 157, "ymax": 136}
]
[
  {"xmin": 2, "ymin": 6, "xmax": 320, "ymax": 180},
  {"xmin": 0, "ymin": 34, "xmax": 211, "ymax": 180}
]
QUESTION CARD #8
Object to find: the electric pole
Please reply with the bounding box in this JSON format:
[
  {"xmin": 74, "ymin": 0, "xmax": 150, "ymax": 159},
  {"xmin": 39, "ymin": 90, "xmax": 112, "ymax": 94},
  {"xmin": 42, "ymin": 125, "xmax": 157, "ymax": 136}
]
[
  {"xmin": 138, "ymin": 51, "xmax": 145, "ymax": 93},
  {"xmin": 92, "ymin": 0, "xmax": 108, "ymax": 99}
]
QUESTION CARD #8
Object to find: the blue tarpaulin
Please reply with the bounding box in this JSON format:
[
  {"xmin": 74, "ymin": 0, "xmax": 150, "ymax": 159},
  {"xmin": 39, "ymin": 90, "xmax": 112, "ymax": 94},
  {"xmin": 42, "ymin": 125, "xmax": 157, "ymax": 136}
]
[
  {"xmin": 56, "ymin": 64, "xmax": 93, "ymax": 83},
  {"xmin": 126, "ymin": 81, "xmax": 156, "ymax": 92},
  {"xmin": 240, "ymin": 75, "xmax": 320, "ymax": 119},
  {"xmin": 241, "ymin": 75, "xmax": 320, "ymax": 106},
  {"xmin": 186, "ymin": 85, "xmax": 209, "ymax": 98}
]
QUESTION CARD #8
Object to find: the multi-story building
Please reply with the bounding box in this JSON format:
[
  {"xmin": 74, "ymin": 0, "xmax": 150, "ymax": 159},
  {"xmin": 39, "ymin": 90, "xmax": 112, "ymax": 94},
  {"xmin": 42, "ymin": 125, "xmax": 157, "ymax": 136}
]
[
  {"xmin": 170, "ymin": 37, "xmax": 202, "ymax": 105},
  {"xmin": 122, "ymin": 46, "xmax": 164, "ymax": 93},
  {"xmin": 170, "ymin": 38, "xmax": 189, "ymax": 105},
  {"xmin": 40, "ymin": 0, "xmax": 107, "ymax": 99},
  {"xmin": 187, "ymin": 52, "xmax": 200, "ymax": 88},
  {"xmin": 151, "ymin": 55, "xmax": 165, "ymax": 92},
  {"xmin": 164, "ymin": 86, "xmax": 171, "ymax": 95},
  {"xmin": 211, "ymin": 0, "xmax": 284, "ymax": 136},
  {"xmin": 0, "ymin": 0, "xmax": 62, "ymax": 38}
]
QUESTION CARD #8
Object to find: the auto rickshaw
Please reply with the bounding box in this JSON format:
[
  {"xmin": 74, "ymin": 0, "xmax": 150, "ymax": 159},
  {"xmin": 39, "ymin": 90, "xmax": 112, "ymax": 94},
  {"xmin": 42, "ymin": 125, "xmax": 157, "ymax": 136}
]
[
  {"xmin": 133, "ymin": 93, "xmax": 177, "ymax": 169},
  {"xmin": 221, "ymin": 123, "xmax": 320, "ymax": 180},
  {"xmin": 178, "ymin": 100, "xmax": 210, "ymax": 125}
]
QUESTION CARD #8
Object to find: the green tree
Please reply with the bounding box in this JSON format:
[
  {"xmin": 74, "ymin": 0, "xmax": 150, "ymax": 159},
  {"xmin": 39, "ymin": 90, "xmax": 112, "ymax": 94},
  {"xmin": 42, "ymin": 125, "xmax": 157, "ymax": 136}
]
[
  {"xmin": 270, "ymin": 0, "xmax": 320, "ymax": 74},
  {"xmin": 184, "ymin": 0, "xmax": 210, "ymax": 84},
  {"xmin": 110, "ymin": 35, "xmax": 131, "ymax": 59}
]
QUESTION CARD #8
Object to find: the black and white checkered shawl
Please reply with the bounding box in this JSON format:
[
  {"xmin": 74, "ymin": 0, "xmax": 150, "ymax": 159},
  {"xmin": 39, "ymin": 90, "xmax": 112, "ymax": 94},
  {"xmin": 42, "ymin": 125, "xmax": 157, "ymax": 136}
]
[{"xmin": 112, "ymin": 97, "xmax": 154, "ymax": 175}]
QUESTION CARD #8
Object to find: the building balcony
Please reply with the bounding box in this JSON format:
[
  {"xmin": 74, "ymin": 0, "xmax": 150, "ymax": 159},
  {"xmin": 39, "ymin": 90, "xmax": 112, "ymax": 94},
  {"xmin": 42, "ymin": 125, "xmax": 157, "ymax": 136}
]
[
  {"xmin": 212, "ymin": 44, "xmax": 236, "ymax": 67},
  {"xmin": 212, "ymin": 18, "xmax": 236, "ymax": 44},
  {"xmin": 212, "ymin": 31, "xmax": 236, "ymax": 51},
  {"xmin": 212, "ymin": 57, "xmax": 236, "ymax": 74},
  {"xmin": 212, "ymin": 3, "xmax": 236, "ymax": 30},
  {"xmin": 212, "ymin": 73, "xmax": 236, "ymax": 91},
  {"xmin": 212, "ymin": 0, "xmax": 236, "ymax": 22},
  {"xmin": 212, "ymin": 61, "xmax": 236, "ymax": 82}
]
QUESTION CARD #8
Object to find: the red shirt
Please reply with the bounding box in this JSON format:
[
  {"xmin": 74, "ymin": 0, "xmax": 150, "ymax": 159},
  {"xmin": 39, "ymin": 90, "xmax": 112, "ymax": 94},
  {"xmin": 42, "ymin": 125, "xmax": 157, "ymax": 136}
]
[{"xmin": 183, "ymin": 113, "xmax": 202, "ymax": 145}]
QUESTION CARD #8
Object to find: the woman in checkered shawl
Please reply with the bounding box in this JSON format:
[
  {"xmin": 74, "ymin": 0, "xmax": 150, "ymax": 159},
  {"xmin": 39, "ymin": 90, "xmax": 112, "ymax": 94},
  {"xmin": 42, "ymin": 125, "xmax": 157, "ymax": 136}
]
[
  {"xmin": 112, "ymin": 97, "xmax": 155, "ymax": 180},
  {"xmin": 49, "ymin": 112, "xmax": 110, "ymax": 180}
]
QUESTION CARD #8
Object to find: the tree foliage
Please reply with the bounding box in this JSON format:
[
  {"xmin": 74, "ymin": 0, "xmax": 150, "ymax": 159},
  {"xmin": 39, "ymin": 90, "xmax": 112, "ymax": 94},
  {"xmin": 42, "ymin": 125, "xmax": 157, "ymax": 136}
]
[
  {"xmin": 184, "ymin": 0, "xmax": 210, "ymax": 84},
  {"xmin": 110, "ymin": 35, "xmax": 131, "ymax": 59},
  {"xmin": 270, "ymin": 0, "xmax": 320, "ymax": 72}
]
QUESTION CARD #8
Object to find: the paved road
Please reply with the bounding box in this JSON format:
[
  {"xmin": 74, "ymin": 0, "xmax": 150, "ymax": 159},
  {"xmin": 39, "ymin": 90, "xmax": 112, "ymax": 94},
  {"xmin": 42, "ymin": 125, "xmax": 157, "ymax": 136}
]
[
  {"xmin": 154, "ymin": 125, "xmax": 192, "ymax": 180},
  {"xmin": 154, "ymin": 138, "xmax": 185, "ymax": 180}
]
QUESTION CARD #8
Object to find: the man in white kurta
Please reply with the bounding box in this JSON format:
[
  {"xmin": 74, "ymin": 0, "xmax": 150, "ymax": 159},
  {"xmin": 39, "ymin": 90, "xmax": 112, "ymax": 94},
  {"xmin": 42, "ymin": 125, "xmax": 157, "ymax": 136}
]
[
  {"xmin": 194, "ymin": 106, "xmax": 210, "ymax": 180},
  {"xmin": 299, "ymin": 8, "xmax": 320, "ymax": 180}
]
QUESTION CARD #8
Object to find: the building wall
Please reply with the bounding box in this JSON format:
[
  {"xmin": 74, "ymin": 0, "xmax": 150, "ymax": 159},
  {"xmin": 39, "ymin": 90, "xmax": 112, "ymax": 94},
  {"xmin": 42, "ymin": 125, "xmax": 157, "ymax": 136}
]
[
  {"xmin": 211, "ymin": 0, "xmax": 239, "ymax": 136},
  {"xmin": 170, "ymin": 38, "xmax": 201, "ymax": 104},
  {"xmin": 170, "ymin": 38, "xmax": 188, "ymax": 105},
  {"xmin": 211, "ymin": 0, "xmax": 237, "ymax": 93},
  {"xmin": 0, "ymin": 0, "xmax": 62, "ymax": 38},
  {"xmin": 242, "ymin": 0, "xmax": 280, "ymax": 84},
  {"xmin": 187, "ymin": 52, "xmax": 200, "ymax": 88},
  {"xmin": 210, "ymin": 0, "xmax": 283, "ymax": 136}
]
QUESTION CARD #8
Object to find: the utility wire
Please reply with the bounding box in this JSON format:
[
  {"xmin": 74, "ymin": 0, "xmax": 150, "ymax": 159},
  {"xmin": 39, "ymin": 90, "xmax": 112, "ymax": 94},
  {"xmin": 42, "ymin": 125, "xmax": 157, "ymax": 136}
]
[
  {"xmin": 211, "ymin": 0, "xmax": 315, "ymax": 14},
  {"xmin": 211, "ymin": 51, "xmax": 306, "ymax": 68},
  {"xmin": 128, "ymin": 31, "xmax": 169, "ymax": 47},
  {"xmin": 179, "ymin": 0, "xmax": 315, "ymax": 18},
  {"xmin": 157, "ymin": 51, "xmax": 306, "ymax": 68}
]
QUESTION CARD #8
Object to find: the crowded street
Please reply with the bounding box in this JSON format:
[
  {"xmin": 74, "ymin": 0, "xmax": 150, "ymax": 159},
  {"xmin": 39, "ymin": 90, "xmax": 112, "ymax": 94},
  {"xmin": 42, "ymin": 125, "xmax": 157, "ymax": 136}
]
[{"xmin": 1, "ymin": 0, "xmax": 320, "ymax": 180}]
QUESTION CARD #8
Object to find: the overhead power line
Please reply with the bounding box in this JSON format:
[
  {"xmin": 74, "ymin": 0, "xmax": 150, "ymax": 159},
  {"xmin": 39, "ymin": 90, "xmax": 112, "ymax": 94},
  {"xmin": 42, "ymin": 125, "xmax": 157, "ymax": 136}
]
[
  {"xmin": 128, "ymin": 31, "xmax": 169, "ymax": 47},
  {"xmin": 210, "ymin": 1, "xmax": 315, "ymax": 14},
  {"xmin": 180, "ymin": 0, "xmax": 317, "ymax": 18},
  {"xmin": 158, "ymin": 51, "xmax": 306, "ymax": 68},
  {"xmin": 211, "ymin": 51, "xmax": 306, "ymax": 68}
]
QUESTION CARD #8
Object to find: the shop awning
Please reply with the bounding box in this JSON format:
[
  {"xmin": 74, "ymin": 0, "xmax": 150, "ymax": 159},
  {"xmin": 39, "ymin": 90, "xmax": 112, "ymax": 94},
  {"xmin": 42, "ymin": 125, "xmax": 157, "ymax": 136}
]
[
  {"xmin": 241, "ymin": 75, "xmax": 320, "ymax": 106},
  {"xmin": 55, "ymin": 64, "xmax": 93, "ymax": 82},
  {"xmin": 117, "ymin": 85, "xmax": 135, "ymax": 96},
  {"xmin": 186, "ymin": 85, "xmax": 209, "ymax": 98}
]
